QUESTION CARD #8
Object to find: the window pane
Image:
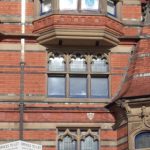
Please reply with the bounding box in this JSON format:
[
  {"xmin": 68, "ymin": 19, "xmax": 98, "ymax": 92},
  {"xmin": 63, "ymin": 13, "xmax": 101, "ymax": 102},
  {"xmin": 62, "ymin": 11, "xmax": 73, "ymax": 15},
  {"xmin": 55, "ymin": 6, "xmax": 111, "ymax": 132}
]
[
  {"xmin": 92, "ymin": 58, "xmax": 108, "ymax": 72},
  {"xmin": 48, "ymin": 77, "xmax": 65, "ymax": 97},
  {"xmin": 49, "ymin": 57, "xmax": 65, "ymax": 71},
  {"xmin": 135, "ymin": 132, "xmax": 150, "ymax": 149},
  {"xmin": 70, "ymin": 58, "xmax": 86, "ymax": 72},
  {"xmin": 107, "ymin": 0, "xmax": 116, "ymax": 16},
  {"xmin": 59, "ymin": 0, "xmax": 78, "ymax": 10},
  {"xmin": 70, "ymin": 77, "xmax": 87, "ymax": 98},
  {"xmin": 59, "ymin": 136, "xmax": 76, "ymax": 150},
  {"xmin": 91, "ymin": 78, "xmax": 109, "ymax": 98},
  {"xmin": 81, "ymin": 136, "xmax": 98, "ymax": 150},
  {"xmin": 41, "ymin": 0, "xmax": 52, "ymax": 14},
  {"xmin": 81, "ymin": 0, "xmax": 99, "ymax": 10}
]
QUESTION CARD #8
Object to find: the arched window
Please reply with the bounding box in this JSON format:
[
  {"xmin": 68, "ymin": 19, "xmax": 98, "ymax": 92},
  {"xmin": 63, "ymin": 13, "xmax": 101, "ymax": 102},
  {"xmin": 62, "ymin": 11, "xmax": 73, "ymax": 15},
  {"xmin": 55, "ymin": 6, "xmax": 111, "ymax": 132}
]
[
  {"xmin": 91, "ymin": 56, "xmax": 108, "ymax": 72},
  {"xmin": 81, "ymin": 135, "xmax": 99, "ymax": 150},
  {"xmin": 48, "ymin": 55, "xmax": 65, "ymax": 71},
  {"xmin": 59, "ymin": 135, "xmax": 77, "ymax": 150},
  {"xmin": 135, "ymin": 131, "xmax": 150, "ymax": 149},
  {"xmin": 58, "ymin": 128, "xmax": 99, "ymax": 150},
  {"xmin": 70, "ymin": 55, "xmax": 86, "ymax": 72}
]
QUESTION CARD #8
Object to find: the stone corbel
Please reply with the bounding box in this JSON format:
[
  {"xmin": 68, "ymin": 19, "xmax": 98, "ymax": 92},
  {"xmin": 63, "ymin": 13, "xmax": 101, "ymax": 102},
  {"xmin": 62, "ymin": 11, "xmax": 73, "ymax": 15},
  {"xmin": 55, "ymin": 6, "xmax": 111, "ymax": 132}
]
[{"xmin": 121, "ymin": 101, "xmax": 132, "ymax": 115}]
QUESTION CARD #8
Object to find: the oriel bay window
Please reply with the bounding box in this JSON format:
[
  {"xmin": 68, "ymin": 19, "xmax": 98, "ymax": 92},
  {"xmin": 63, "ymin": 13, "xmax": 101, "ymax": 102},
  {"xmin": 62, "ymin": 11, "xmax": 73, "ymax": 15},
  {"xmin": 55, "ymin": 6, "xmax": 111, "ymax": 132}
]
[
  {"xmin": 47, "ymin": 52, "xmax": 109, "ymax": 98},
  {"xmin": 39, "ymin": 0, "xmax": 118, "ymax": 16},
  {"xmin": 58, "ymin": 128, "xmax": 99, "ymax": 150},
  {"xmin": 81, "ymin": 0, "xmax": 99, "ymax": 11},
  {"xmin": 59, "ymin": 0, "xmax": 100, "ymax": 11}
]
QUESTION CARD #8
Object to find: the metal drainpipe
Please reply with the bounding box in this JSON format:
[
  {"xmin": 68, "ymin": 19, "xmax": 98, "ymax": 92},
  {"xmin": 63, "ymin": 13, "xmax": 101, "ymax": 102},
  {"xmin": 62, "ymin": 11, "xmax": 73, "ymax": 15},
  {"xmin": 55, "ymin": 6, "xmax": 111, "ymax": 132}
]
[{"xmin": 19, "ymin": 0, "xmax": 26, "ymax": 140}]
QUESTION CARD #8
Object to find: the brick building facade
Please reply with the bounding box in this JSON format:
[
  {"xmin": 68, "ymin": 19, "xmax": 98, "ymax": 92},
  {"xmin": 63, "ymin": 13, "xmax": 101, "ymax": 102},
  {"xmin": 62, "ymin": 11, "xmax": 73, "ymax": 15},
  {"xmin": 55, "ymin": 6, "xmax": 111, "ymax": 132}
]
[{"xmin": 0, "ymin": 0, "xmax": 150, "ymax": 150}]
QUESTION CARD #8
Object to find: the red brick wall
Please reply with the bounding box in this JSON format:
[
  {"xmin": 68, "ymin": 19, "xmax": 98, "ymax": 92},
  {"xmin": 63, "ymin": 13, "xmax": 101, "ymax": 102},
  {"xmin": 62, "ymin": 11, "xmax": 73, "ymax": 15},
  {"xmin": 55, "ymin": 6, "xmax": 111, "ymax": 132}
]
[
  {"xmin": 0, "ymin": 2, "xmax": 33, "ymax": 16},
  {"xmin": 117, "ymin": 125, "xmax": 128, "ymax": 150},
  {"xmin": 0, "ymin": 50, "xmax": 46, "ymax": 95},
  {"xmin": 122, "ymin": 5, "xmax": 142, "ymax": 20},
  {"xmin": 110, "ymin": 53, "xmax": 130, "ymax": 96},
  {"xmin": 0, "ymin": 1, "xmax": 34, "ymax": 33}
]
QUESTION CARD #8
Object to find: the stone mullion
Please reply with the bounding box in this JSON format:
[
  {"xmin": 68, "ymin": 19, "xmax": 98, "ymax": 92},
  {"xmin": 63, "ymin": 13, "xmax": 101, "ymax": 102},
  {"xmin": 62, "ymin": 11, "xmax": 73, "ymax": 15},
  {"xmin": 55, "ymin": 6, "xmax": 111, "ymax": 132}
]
[
  {"xmin": 87, "ymin": 55, "xmax": 91, "ymax": 98},
  {"xmin": 66, "ymin": 54, "xmax": 70, "ymax": 98},
  {"xmin": 77, "ymin": 128, "xmax": 81, "ymax": 150}
]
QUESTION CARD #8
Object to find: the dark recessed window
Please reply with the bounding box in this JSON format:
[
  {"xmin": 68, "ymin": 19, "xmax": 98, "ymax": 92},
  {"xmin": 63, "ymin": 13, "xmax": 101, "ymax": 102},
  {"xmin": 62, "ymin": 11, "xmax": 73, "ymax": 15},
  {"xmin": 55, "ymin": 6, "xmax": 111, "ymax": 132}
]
[
  {"xmin": 135, "ymin": 132, "xmax": 150, "ymax": 149},
  {"xmin": 47, "ymin": 52, "xmax": 109, "ymax": 98},
  {"xmin": 40, "ymin": 0, "xmax": 52, "ymax": 15},
  {"xmin": 58, "ymin": 128, "xmax": 99, "ymax": 150},
  {"xmin": 107, "ymin": 0, "xmax": 116, "ymax": 17}
]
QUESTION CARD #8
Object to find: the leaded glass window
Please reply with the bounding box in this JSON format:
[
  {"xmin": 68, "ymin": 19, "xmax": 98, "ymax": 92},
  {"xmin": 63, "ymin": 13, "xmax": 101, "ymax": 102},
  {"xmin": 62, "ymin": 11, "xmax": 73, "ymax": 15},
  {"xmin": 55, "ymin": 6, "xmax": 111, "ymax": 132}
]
[
  {"xmin": 91, "ymin": 57, "xmax": 108, "ymax": 72},
  {"xmin": 135, "ymin": 132, "xmax": 150, "ymax": 149},
  {"xmin": 59, "ymin": 136, "xmax": 77, "ymax": 150},
  {"xmin": 70, "ymin": 56, "xmax": 86, "ymax": 72},
  {"xmin": 58, "ymin": 129, "xmax": 99, "ymax": 150},
  {"xmin": 81, "ymin": 136, "xmax": 98, "ymax": 150},
  {"xmin": 48, "ymin": 56, "xmax": 65, "ymax": 71}
]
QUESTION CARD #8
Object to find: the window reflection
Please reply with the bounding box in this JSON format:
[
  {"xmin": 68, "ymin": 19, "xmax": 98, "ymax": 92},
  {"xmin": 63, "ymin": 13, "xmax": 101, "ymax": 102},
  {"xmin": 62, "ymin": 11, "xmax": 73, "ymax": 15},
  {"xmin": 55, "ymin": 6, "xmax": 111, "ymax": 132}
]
[
  {"xmin": 70, "ymin": 77, "xmax": 87, "ymax": 98},
  {"xmin": 135, "ymin": 132, "xmax": 150, "ymax": 149},
  {"xmin": 47, "ymin": 53, "xmax": 109, "ymax": 98},
  {"xmin": 59, "ymin": 136, "xmax": 76, "ymax": 150},
  {"xmin": 107, "ymin": 0, "xmax": 116, "ymax": 16},
  {"xmin": 41, "ymin": 0, "xmax": 52, "ymax": 14},
  {"xmin": 48, "ymin": 56, "xmax": 65, "ymax": 71},
  {"xmin": 81, "ymin": 136, "xmax": 98, "ymax": 150},
  {"xmin": 92, "ymin": 57, "xmax": 108, "ymax": 72},
  {"xmin": 59, "ymin": 0, "xmax": 78, "ymax": 10},
  {"xmin": 70, "ymin": 57, "xmax": 86, "ymax": 72},
  {"xmin": 81, "ymin": 0, "xmax": 99, "ymax": 10},
  {"xmin": 48, "ymin": 77, "xmax": 65, "ymax": 97},
  {"xmin": 91, "ymin": 78, "xmax": 109, "ymax": 98}
]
